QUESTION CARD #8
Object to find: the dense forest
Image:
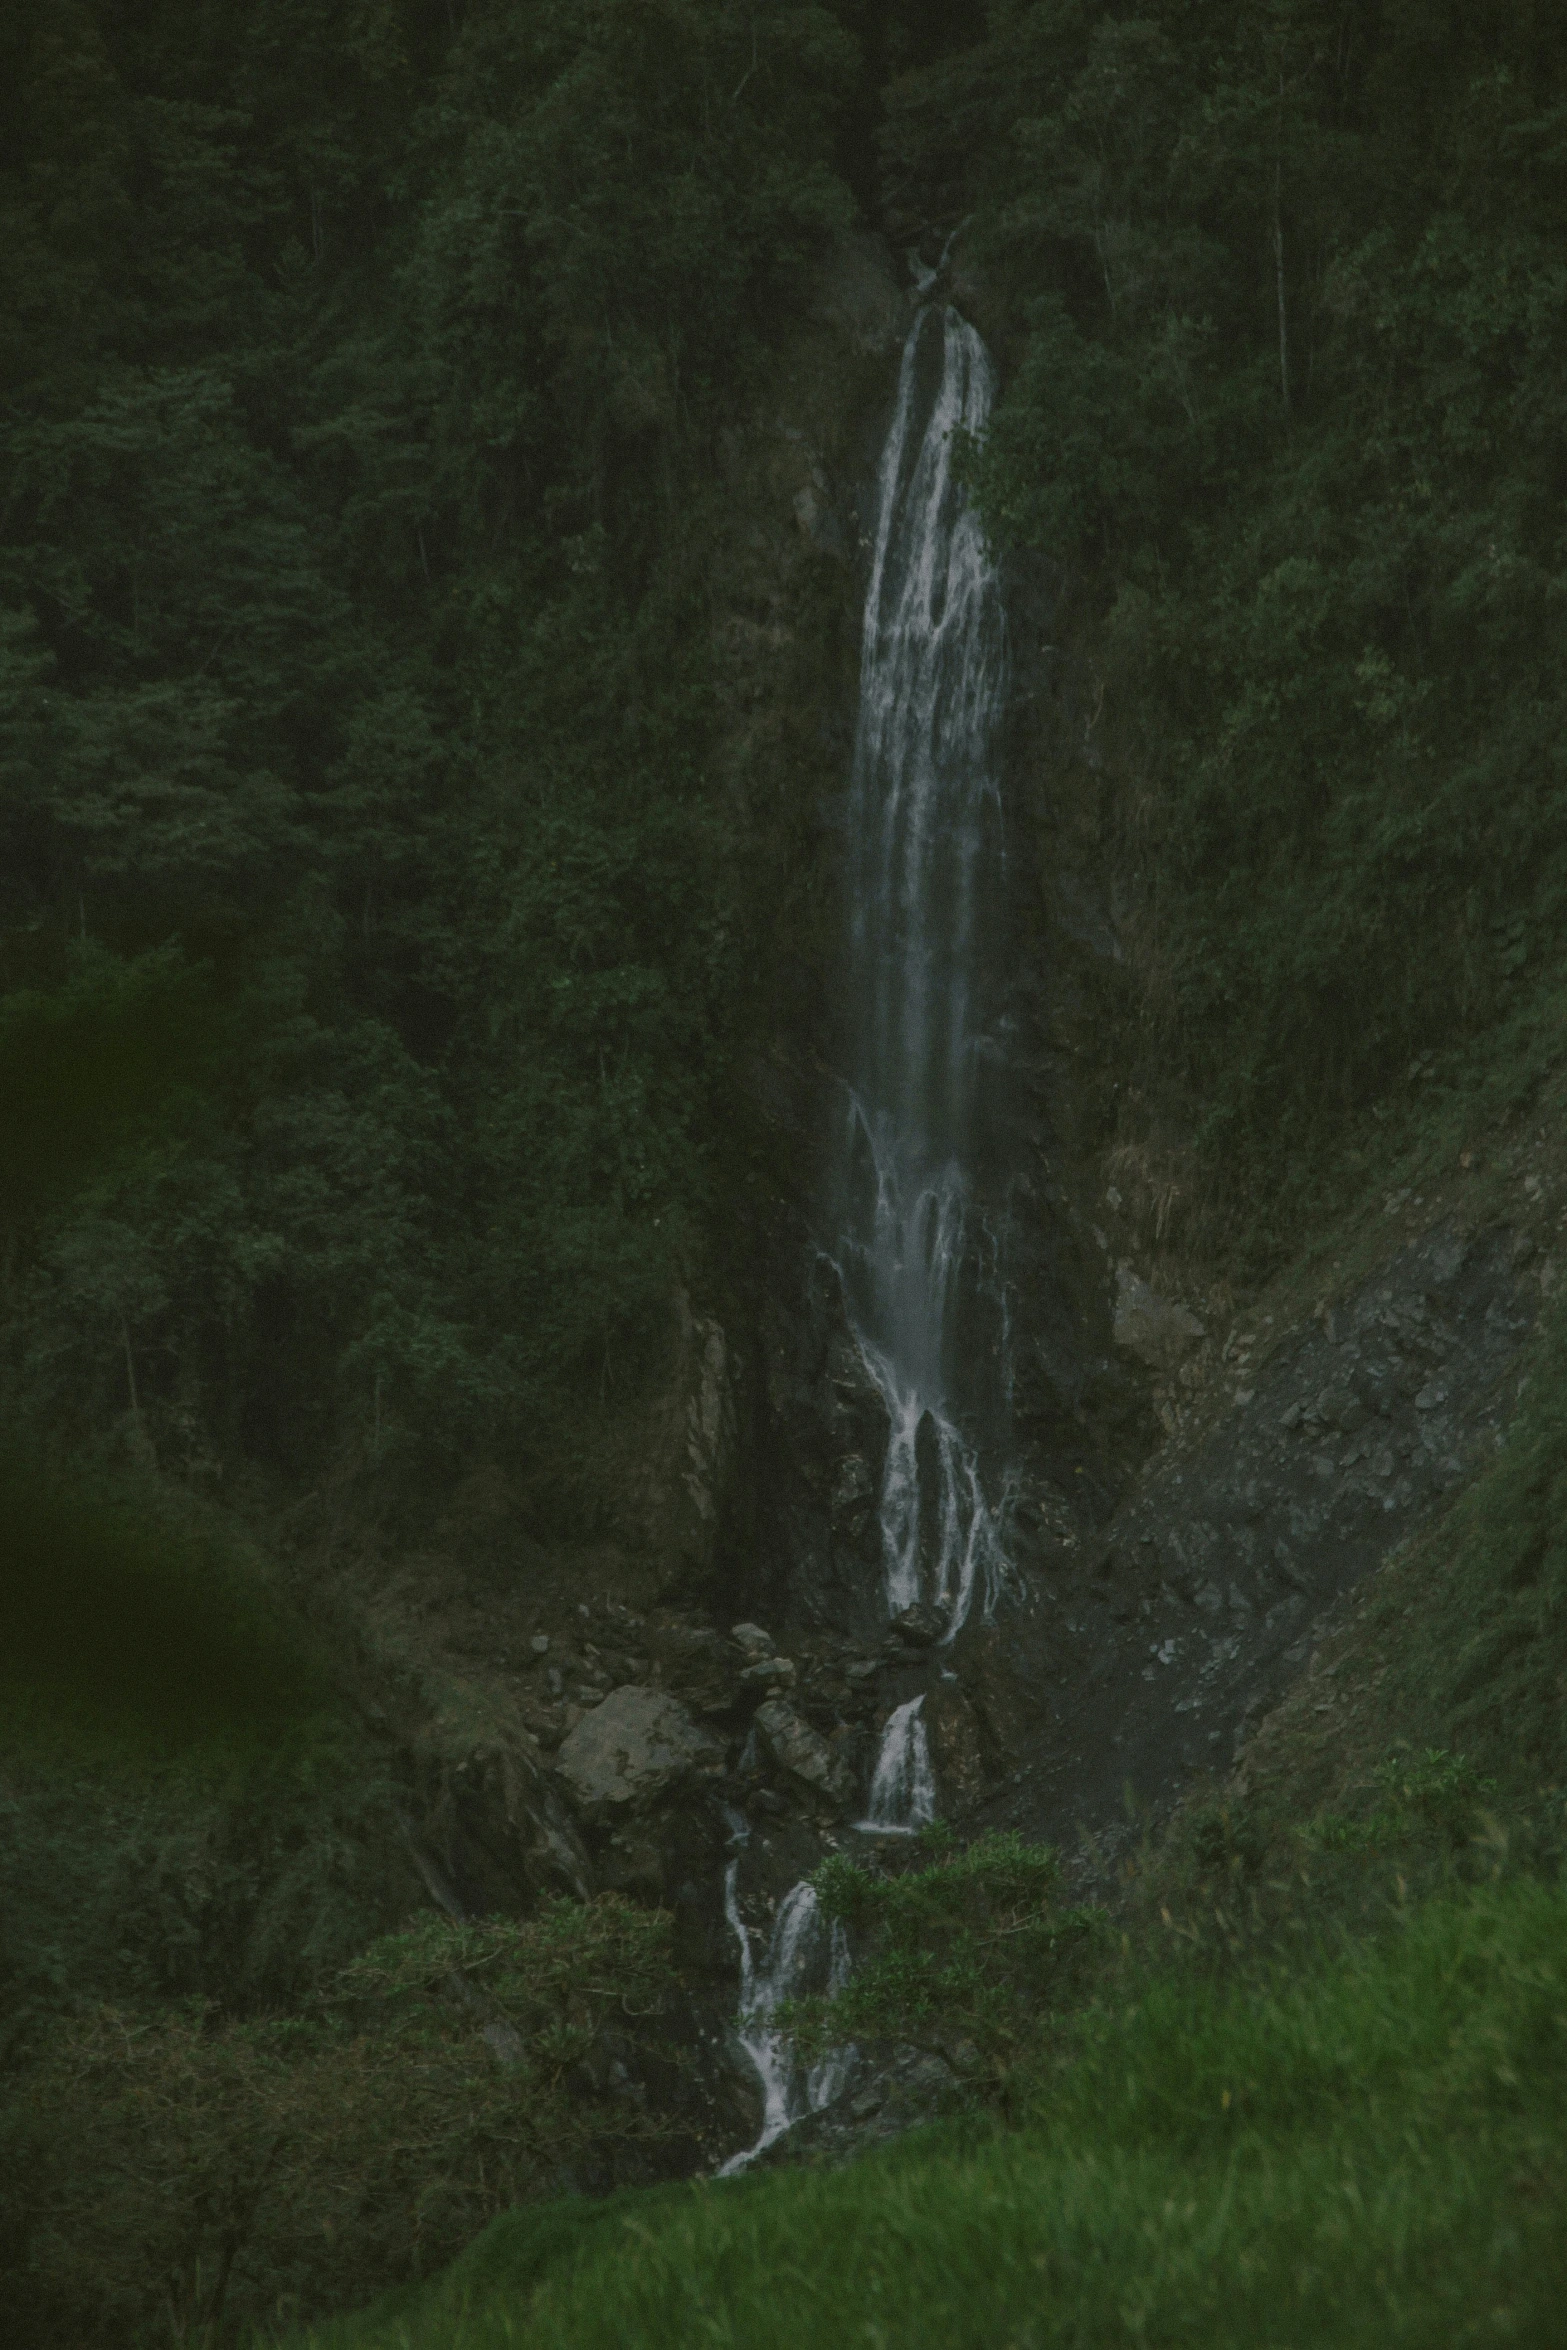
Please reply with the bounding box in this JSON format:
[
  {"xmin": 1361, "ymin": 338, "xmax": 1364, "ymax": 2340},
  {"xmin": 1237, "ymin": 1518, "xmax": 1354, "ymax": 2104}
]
[
  {"xmin": 952, "ymin": 0, "xmax": 1567, "ymax": 1195},
  {"xmin": 1, "ymin": 0, "xmax": 871, "ymax": 1507},
  {"xmin": 7, "ymin": 0, "xmax": 1561, "ymax": 1495},
  {"xmin": 4, "ymin": 3, "xmax": 1567, "ymax": 2344}
]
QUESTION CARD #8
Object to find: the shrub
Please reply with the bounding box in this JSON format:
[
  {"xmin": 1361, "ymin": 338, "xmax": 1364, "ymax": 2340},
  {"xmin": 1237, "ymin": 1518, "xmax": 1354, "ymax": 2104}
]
[
  {"xmin": 1, "ymin": 1899, "xmax": 679, "ymax": 2348},
  {"xmin": 788, "ymin": 1829, "xmax": 1107, "ymax": 2090}
]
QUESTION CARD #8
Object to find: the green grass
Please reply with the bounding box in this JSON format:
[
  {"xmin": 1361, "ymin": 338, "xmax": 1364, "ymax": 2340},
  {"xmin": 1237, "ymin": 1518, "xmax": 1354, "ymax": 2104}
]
[{"xmin": 284, "ymin": 1873, "xmax": 1567, "ymax": 2349}]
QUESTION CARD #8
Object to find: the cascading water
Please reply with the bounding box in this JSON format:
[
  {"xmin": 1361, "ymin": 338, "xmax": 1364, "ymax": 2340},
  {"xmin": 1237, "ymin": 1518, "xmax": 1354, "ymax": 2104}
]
[
  {"xmin": 720, "ymin": 1858, "xmax": 853, "ymax": 2175},
  {"xmin": 858, "ymin": 1694, "xmax": 936, "ymax": 1835},
  {"xmin": 722, "ymin": 298, "xmax": 1012, "ymax": 2168},
  {"xmin": 833, "ymin": 300, "xmax": 1014, "ymax": 1641}
]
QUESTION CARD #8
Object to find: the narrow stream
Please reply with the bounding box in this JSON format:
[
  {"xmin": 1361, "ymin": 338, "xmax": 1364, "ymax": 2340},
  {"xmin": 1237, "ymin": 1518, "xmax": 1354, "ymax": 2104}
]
[
  {"xmin": 722, "ymin": 298, "xmax": 1012, "ymax": 2168},
  {"xmin": 718, "ymin": 1855, "xmax": 853, "ymax": 2176}
]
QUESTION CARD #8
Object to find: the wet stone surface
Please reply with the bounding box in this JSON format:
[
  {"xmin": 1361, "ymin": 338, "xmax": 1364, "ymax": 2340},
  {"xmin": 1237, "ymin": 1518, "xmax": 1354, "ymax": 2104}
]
[
  {"xmin": 747, "ymin": 2044, "xmax": 963, "ymax": 2172},
  {"xmin": 958, "ymin": 1222, "xmax": 1538, "ymax": 1863}
]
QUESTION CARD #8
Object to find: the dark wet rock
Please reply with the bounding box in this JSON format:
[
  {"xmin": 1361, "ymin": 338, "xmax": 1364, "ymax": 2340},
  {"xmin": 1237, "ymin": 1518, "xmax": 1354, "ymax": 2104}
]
[
  {"xmin": 645, "ymin": 1624, "xmax": 741, "ymax": 1715},
  {"xmin": 753, "ymin": 1697, "xmax": 857, "ymax": 1808},
  {"xmin": 888, "ymin": 1600, "xmax": 946, "ymax": 1648},
  {"xmin": 1113, "ymin": 1265, "xmax": 1207, "ymax": 1373},
  {"xmin": 965, "ymin": 1222, "xmax": 1538, "ymax": 1865},
  {"xmin": 553, "ymin": 1687, "xmax": 725, "ymax": 1823},
  {"xmin": 747, "ymin": 2044, "xmax": 962, "ymax": 2172},
  {"xmin": 623, "ymin": 1291, "xmax": 741, "ymax": 1605},
  {"xmin": 739, "ymin": 1655, "xmax": 798, "ymax": 1691},
  {"xmin": 914, "ymin": 1411, "xmax": 945, "ymax": 1577},
  {"xmin": 830, "ymin": 1452, "xmax": 878, "ymax": 1532},
  {"xmin": 925, "ymin": 1678, "xmax": 987, "ymax": 1805},
  {"xmin": 404, "ymin": 1738, "xmax": 595, "ymax": 1916},
  {"xmin": 741, "ymin": 1261, "xmax": 894, "ymax": 1640},
  {"xmin": 807, "ymin": 229, "xmax": 907, "ymax": 359}
]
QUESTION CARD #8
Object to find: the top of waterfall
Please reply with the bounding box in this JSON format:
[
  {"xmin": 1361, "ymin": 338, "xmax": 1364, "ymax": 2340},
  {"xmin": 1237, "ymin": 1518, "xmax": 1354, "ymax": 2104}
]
[{"xmin": 904, "ymin": 223, "xmax": 969, "ymax": 302}]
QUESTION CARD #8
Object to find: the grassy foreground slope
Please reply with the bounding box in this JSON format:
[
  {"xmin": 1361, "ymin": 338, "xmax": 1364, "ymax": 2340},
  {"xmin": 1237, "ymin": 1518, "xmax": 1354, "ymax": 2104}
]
[{"xmin": 294, "ymin": 1873, "xmax": 1567, "ymax": 2350}]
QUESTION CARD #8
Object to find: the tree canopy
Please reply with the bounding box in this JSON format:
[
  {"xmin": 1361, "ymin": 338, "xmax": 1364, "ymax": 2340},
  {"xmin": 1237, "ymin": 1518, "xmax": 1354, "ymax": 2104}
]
[
  {"xmin": 889, "ymin": 1, "xmax": 1567, "ymax": 1207},
  {"xmin": 1, "ymin": 0, "xmax": 860, "ymax": 1496}
]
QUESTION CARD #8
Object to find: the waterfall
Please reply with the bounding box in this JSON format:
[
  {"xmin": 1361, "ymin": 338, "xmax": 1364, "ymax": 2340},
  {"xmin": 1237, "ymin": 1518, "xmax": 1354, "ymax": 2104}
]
[
  {"xmin": 858, "ymin": 1694, "xmax": 936, "ymax": 1835},
  {"xmin": 720, "ymin": 299, "xmax": 1011, "ymax": 2169},
  {"xmin": 833, "ymin": 301, "xmax": 1013, "ymax": 1640},
  {"xmin": 719, "ymin": 1864, "xmax": 853, "ymax": 2175}
]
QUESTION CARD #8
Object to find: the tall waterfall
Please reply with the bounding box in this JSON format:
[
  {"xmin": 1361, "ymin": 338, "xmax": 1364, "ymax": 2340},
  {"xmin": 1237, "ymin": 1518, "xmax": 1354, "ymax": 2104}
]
[
  {"xmin": 723, "ymin": 301, "xmax": 1011, "ymax": 2171},
  {"xmin": 833, "ymin": 302, "xmax": 1013, "ymax": 1637}
]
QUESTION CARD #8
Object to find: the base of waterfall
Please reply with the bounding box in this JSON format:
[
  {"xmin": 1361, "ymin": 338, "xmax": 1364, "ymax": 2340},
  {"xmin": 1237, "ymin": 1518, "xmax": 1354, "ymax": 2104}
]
[
  {"xmin": 720, "ymin": 1680, "xmax": 937, "ymax": 2170},
  {"xmin": 719, "ymin": 1861, "xmax": 853, "ymax": 2176},
  {"xmin": 722, "ymin": 2041, "xmax": 959, "ymax": 2177}
]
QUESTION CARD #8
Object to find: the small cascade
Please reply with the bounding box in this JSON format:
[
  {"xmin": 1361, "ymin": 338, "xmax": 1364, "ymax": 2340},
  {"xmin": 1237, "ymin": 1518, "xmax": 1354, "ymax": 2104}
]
[
  {"xmin": 719, "ymin": 1866, "xmax": 853, "ymax": 2175},
  {"xmin": 870, "ymin": 1369, "xmax": 1012, "ymax": 1629},
  {"xmin": 858, "ymin": 1694, "xmax": 935, "ymax": 1835}
]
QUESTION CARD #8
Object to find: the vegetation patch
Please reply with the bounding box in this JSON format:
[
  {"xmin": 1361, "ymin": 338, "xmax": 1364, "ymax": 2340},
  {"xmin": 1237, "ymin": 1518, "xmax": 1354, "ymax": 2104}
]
[
  {"xmin": 788, "ymin": 1828, "xmax": 1108, "ymax": 2094},
  {"xmin": 282, "ymin": 1874, "xmax": 1567, "ymax": 2349},
  {"xmin": 1, "ymin": 1900, "xmax": 679, "ymax": 2349}
]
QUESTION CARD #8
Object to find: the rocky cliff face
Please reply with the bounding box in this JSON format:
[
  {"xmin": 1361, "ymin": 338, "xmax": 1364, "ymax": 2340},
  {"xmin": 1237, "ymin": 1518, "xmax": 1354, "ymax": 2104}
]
[{"xmin": 949, "ymin": 1219, "xmax": 1539, "ymax": 1857}]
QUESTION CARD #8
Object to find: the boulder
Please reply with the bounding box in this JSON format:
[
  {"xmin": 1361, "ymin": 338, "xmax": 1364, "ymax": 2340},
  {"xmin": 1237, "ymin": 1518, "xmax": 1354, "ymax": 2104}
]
[
  {"xmin": 1112, "ymin": 1265, "xmax": 1206, "ymax": 1373},
  {"xmin": 754, "ymin": 1698, "xmax": 856, "ymax": 1808},
  {"xmin": 553, "ymin": 1686, "xmax": 724, "ymax": 1822},
  {"xmin": 888, "ymin": 1600, "xmax": 945, "ymax": 1648},
  {"xmin": 739, "ymin": 1654, "xmax": 797, "ymax": 1690},
  {"xmin": 646, "ymin": 1623, "xmax": 742, "ymax": 1714}
]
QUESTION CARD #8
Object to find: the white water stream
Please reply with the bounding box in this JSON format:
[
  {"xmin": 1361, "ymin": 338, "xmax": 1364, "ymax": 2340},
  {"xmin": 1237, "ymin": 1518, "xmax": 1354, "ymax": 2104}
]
[
  {"xmin": 722, "ymin": 300, "xmax": 1011, "ymax": 2170},
  {"xmin": 718, "ymin": 1860, "xmax": 853, "ymax": 2176},
  {"xmin": 835, "ymin": 299, "xmax": 1013, "ymax": 1638},
  {"xmin": 857, "ymin": 1693, "xmax": 936, "ymax": 1835}
]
